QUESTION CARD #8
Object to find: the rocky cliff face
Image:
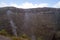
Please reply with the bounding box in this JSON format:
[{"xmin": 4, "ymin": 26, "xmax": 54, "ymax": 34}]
[{"xmin": 0, "ymin": 7, "xmax": 60, "ymax": 40}]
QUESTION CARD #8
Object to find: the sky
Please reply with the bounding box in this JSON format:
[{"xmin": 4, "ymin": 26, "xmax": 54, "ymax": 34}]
[{"xmin": 0, "ymin": 0, "xmax": 60, "ymax": 9}]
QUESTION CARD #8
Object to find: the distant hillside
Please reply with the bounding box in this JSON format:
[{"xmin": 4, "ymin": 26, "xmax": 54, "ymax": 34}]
[{"xmin": 0, "ymin": 7, "xmax": 60, "ymax": 40}]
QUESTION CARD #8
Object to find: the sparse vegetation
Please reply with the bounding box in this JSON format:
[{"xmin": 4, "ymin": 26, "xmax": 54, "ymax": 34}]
[
  {"xmin": 0, "ymin": 29, "xmax": 31, "ymax": 40},
  {"xmin": 0, "ymin": 29, "xmax": 10, "ymax": 36},
  {"xmin": 11, "ymin": 34, "xmax": 30, "ymax": 40}
]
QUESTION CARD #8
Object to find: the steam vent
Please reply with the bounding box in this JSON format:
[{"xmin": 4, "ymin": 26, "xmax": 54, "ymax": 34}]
[{"xmin": 0, "ymin": 7, "xmax": 60, "ymax": 40}]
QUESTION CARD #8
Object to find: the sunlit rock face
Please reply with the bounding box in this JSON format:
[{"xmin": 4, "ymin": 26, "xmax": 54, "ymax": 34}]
[{"xmin": 0, "ymin": 7, "xmax": 60, "ymax": 40}]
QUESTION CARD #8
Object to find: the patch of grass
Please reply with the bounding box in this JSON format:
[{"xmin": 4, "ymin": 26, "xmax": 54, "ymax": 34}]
[
  {"xmin": 37, "ymin": 37, "xmax": 43, "ymax": 40},
  {"xmin": 11, "ymin": 36, "xmax": 21, "ymax": 40},
  {"xmin": 0, "ymin": 30, "xmax": 30, "ymax": 40},
  {"xmin": 11, "ymin": 36, "xmax": 30, "ymax": 40},
  {"xmin": 0, "ymin": 29, "xmax": 10, "ymax": 36}
]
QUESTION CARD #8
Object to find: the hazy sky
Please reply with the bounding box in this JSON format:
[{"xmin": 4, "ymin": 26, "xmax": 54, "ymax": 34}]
[{"xmin": 0, "ymin": 0, "xmax": 60, "ymax": 9}]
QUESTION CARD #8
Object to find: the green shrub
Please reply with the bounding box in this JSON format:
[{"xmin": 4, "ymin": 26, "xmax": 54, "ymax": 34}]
[{"xmin": 0, "ymin": 29, "xmax": 10, "ymax": 36}]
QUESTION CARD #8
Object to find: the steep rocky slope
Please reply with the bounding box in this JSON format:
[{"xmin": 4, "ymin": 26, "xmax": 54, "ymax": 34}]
[{"xmin": 0, "ymin": 7, "xmax": 60, "ymax": 40}]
